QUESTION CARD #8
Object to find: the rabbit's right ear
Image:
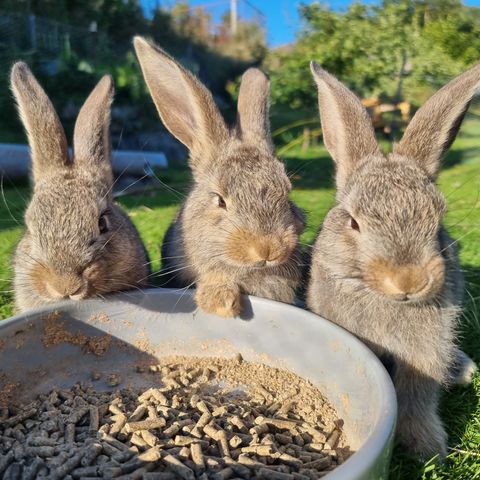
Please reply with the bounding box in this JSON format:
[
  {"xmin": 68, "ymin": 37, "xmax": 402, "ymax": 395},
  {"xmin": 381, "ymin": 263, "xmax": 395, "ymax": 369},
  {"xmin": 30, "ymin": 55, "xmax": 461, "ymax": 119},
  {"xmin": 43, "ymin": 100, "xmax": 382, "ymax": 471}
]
[
  {"xmin": 310, "ymin": 62, "xmax": 381, "ymax": 192},
  {"xmin": 133, "ymin": 37, "xmax": 228, "ymax": 167},
  {"xmin": 393, "ymin": 62, "xmax": 480, "ymax": 179},
  {"xmin": 236, "ymin": 68, "xmax": 273, "ymax": 153},
  {"xmin": 73, "ymin": 75, "xmax": 114, "ymax": 184},
  {"xmin": 10, "ymin": 62, "xmax": 69, "ymax": 184}
]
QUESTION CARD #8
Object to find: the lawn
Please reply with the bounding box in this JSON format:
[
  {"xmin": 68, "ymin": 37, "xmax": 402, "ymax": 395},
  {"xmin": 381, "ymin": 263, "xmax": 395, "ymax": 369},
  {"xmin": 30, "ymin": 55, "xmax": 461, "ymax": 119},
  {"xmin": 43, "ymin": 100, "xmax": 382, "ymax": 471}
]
[{"xmin": 0, "ymin": 115, "xmax": 479, "ymax": 479}]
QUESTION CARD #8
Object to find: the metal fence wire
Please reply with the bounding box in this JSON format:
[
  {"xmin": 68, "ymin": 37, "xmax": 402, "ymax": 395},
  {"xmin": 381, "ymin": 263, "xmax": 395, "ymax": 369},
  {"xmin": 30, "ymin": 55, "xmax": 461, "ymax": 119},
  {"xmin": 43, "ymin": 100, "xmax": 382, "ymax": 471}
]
[{"xmin": 0, "ymin": 11, "xmax": 109, "ymax": 141}]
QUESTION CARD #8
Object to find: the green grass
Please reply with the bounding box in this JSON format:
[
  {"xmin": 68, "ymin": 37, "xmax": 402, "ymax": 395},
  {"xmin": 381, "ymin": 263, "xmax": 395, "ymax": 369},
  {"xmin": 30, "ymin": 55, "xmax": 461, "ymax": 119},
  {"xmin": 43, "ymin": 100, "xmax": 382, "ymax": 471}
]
[{"xmin": 0, "ymin": 116, "xmax": 479, "ymax": 479}]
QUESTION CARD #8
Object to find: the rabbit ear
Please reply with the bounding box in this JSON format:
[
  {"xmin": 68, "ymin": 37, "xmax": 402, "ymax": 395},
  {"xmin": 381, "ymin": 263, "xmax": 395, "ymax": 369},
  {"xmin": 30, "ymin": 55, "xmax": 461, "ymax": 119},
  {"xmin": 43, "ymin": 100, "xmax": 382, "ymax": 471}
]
[
  {"xmin": 310, "ymin": 62, "xmax": 381, "ymax": 191},
  {"xmin": 236, "ymin": 68, "xmax": 273, "ymax": 152},
  {"xmin": 10, "ymin": 62, "xmax": 69, "ymax": 184},
  {"xmin": 133, "ymin": 36, "xmax": 228, "ymax": 166},
  {"xmin": 73, "ymin": 75, "xmax": 114, "ymax": 182},
  {"xmin": 393, "ymin": 63, "xmax": 480, "ymax": 179}
]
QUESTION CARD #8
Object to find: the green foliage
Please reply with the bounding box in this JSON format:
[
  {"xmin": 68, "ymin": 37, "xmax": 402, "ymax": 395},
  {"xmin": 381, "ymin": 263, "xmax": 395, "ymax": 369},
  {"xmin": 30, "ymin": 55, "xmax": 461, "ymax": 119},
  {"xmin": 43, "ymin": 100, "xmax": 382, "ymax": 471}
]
[
  {"xmin": 267, "ymin": 0, "xmax": 480, "ymax": 108},
  {"xmin": 0, "ymin": 0, "xmax": 267, "ymax": 141}
]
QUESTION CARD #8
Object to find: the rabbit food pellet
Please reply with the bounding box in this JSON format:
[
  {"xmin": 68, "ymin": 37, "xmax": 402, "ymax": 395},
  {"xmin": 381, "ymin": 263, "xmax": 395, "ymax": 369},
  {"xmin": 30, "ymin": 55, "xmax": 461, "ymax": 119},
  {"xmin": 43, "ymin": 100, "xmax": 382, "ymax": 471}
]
[{"xmin": 0, "ymin": 356, "xmax": 350, "ymax": 479}]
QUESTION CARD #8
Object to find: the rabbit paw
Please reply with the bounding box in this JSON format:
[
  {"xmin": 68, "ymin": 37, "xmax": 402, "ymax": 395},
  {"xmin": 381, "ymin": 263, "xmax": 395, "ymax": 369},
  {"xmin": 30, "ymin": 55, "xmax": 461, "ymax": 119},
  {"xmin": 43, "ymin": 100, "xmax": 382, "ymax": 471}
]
[
  {"xmin": 195, "ymin": 283, "xmax": 242, "ymax": 318},
  {"xmin": 398, "ymin": 412, "xmax": 447, "ymax": 460},
  {"xmin": 448, "ymin": 349, "xmax": 478, "ymax": 387}
]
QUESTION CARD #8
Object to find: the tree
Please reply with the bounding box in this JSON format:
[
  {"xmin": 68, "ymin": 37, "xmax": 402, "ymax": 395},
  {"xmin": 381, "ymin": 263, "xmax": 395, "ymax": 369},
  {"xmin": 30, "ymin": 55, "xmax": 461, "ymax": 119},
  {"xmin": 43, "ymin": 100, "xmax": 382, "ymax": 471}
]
[{"xmin": 266, "ymin": 0, "xmax": 480, "ymax": 108}]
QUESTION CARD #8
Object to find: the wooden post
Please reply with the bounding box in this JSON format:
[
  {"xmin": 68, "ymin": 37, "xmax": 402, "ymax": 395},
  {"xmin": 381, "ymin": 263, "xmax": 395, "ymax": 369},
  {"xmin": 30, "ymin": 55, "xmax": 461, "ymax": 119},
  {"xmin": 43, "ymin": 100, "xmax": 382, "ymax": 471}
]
[
  {"xmin": 230, "ymin": 0, "xmax": 238, "ymax": 35},
  {"xmin": 29, "ymin": 15, "xmax": 36, "ymax": 51},
  {"xmin": 302, "ymin": 127, "xmax": 311, "ymax": 152}
]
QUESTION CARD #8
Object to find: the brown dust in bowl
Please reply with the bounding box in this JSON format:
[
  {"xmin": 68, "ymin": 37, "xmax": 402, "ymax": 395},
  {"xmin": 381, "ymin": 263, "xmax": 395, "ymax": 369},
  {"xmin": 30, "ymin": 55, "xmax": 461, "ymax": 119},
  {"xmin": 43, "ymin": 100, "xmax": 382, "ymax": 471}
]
[
  {"xmin": 42, "ymin": 311, "xmax": 113, "ymax": 356},
  {"xmin": 0, "ymin": 312, "xmax": 353, "ymax": 479}
]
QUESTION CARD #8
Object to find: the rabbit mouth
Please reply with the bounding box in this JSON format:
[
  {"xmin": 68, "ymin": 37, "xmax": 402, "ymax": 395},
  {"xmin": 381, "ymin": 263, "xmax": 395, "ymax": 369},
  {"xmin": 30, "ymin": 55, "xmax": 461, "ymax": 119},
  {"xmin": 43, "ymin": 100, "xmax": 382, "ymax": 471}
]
[
  {"xmin": 68, "ymin": 287, "xmax": 89, "ymax": 301},
  {"xmin": 44, "ymin": 282, "xmax": 88, "ymax": 301},
  {"xmin": 366, "ymin": 275, "xmax": 442, "ymax": 304},
  {"xmin": 386, "ymin": 292, "xmax": 435, "ymax": 304},
  {"xmin": 227, "ymin": 253, "xmax": 291, "ymax": 270},
  {"xmin": 248, "ymin": 258, "xmax": 285, "ymax": 270}
]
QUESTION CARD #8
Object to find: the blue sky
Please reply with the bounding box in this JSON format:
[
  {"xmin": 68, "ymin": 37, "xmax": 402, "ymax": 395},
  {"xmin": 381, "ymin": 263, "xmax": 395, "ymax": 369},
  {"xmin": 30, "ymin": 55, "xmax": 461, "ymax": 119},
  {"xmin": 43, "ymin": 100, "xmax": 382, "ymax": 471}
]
[{"xmin": 142, "ymin": 1, "xmax": 480, "ymax": 47}]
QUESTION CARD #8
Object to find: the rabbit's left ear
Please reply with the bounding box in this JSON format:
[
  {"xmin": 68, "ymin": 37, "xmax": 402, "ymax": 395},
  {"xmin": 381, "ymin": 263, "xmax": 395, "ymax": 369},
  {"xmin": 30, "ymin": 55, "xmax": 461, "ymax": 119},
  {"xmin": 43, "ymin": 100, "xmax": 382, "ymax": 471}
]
[
  {"xmin": 73, "ymin": 75, "xmax": 114, "ymax": 181},
  {"xmin": 236, "ymin": 68, "xmax": 273, "ymax": 153},
  {"xmin": 393, "ymin": 63, "xmax": 480, "ymax": 179},
  {"xmin": 10, "ymin": 62, "xmax": 69, "ymax": 184},
  {"xmin": 310, "ymin": 62, "xmax": 381, "ymax": 192}
]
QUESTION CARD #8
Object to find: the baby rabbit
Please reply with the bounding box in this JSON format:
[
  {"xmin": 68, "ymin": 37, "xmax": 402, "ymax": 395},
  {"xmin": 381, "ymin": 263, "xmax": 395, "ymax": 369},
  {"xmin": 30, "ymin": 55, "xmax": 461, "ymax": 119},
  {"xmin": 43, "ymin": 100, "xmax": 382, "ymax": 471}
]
[
  {"xmin": 11, "ymin": 62, "xmax": 150, "ymax": 312},
  {"xmin": 134, "ymin": 37, "xmax": 304, "ymax": 318},
  {"xmin": 307, "ymin": 61, "xmax": 480, "ymax": 459}
]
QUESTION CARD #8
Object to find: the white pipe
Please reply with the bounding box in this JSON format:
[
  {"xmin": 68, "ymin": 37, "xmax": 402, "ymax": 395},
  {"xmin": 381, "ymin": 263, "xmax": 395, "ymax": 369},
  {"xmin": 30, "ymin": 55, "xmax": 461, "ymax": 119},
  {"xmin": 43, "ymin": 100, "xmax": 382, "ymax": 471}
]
[{"xmin": 0, "ymin": 143, "xmax": 168, "ymax": 180}]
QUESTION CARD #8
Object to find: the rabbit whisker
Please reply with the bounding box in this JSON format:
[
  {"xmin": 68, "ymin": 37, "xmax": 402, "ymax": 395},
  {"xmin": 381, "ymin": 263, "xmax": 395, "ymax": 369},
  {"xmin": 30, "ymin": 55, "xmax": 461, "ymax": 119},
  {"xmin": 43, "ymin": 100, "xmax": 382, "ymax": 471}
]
[
  {"xmin": 114, "ymin": 173, "xmax": 150, "ymax": 198},
  {"xmin": 1, "ymin": 176, "xmax": 22, "ymax": 227},
  {"xmin": 100, "ymin": 163, "xmax": 133, "ymax": 203},
  {"xmin": 149, "ymin": 169, "xmax": 187, "ymax": 200},
  {"xmin": 171, "ymin": 280, "xmax": 197, "ymax": 311}
]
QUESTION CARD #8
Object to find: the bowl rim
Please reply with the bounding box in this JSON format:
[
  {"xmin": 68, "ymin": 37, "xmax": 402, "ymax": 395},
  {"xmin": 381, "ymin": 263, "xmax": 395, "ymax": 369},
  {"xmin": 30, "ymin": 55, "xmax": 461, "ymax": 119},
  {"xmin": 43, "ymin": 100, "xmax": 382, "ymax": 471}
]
[{"xmin": 1, "ymin": 287, "xmax": 397, "ymax": 479}]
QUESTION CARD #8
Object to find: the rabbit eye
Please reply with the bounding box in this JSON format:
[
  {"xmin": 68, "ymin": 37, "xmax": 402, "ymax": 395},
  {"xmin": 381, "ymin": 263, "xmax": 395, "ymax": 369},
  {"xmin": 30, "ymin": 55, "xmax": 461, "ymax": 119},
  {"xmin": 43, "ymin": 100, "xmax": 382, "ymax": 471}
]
[
  {"xmin": 98, "ymin": 214, "xmax": 109, "ymax": 234},
  {"xmin": 216, "ymin": 194, "xmax": 227, "ymax": 210},
  {"xmin": 350, "ymin": 216, "xmax": 360, "ymax": 232}
]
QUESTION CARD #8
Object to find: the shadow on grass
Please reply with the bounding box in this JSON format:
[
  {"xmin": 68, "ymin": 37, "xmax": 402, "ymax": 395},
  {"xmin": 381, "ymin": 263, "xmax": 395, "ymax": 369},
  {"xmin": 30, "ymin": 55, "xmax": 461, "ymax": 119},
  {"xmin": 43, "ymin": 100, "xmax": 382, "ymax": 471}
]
[
  {"xmin": 117, "ymin": 187, "xmax": 183, "ymax": 212},
  {"xmin": 388, "ymin": 378, "xmax": 480, "ymax": 480},
  {"xmin": 283, "ymin": 151, "xmax": 335, "ymax": 190},
  {"xmin": 461, "ymin": 265, "xmax": 480, "ymax": 357},
  {"xmin": 443, "ymin": 147, "xmax": 480, "ymax": 169},
  {"xmin": 0, "ymin": 177, "xmax": 30, "ymax": 233}
]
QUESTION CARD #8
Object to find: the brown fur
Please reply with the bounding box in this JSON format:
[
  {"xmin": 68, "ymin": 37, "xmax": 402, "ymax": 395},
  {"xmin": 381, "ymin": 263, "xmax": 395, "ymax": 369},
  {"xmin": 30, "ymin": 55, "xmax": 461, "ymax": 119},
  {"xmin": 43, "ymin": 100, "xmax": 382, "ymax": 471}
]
[
  {"xmin": 307, "ymin": 61, "xmax": 480, "ymax": 459},
  {"xmin": 364, "ymin": 256, "xmax": 445, "ymax": 301},
  {"xmin": 225, "ymin": 229, "xmax": 297, "ymax": 266},
  {"xmin": 11, "ymin": 62, "xmax": 150, "ymax": 312},
  {"xmin": 134, "ymin": 37, "xmax": 305, "ymax": 317}
]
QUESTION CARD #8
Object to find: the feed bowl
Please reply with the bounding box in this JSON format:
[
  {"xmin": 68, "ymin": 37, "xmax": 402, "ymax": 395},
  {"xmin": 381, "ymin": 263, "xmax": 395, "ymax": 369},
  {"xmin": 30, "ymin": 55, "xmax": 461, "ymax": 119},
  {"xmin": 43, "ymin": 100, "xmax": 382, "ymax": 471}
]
[{"xmin": 0, "ymin": 288, "xmax": 396, "ymax": 479}]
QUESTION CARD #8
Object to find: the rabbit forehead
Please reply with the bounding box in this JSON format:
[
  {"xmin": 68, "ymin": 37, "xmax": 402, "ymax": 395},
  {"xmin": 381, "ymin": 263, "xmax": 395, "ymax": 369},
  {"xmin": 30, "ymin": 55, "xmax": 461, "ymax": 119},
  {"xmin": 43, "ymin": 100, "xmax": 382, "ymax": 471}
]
[
  {"xmin": 214, "ymin": 147, "xmax": 290, "ymax": 199},
  {"xmin": 27, "ymin": 180, "xmax": 107, "ymax": 243},
  {"xmin": 345, "ymin": 160, "xmax": 445, "ymax": 235}
]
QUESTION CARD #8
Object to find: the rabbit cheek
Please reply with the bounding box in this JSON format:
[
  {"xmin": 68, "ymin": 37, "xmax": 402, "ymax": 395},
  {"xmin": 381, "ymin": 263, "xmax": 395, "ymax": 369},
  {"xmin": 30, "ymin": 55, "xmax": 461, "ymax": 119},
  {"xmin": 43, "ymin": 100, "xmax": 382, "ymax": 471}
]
[
  {"xmin": 83, "ymin": 263, "xmax": 107, "ymax": 295},
  {"xmin": 30, "ymin": 263, "xmax": 56, "ymax": 299},
  {"xmin": 364, "ymin": 258, "xmax": 445, "ymax": 302},
  {"xmin": 423, "ymin": 255, "xmax": 446, "ymax": 298},
  {"xmin": 225, "ymin": 229, "xmax": 263, "ymax": 265},
  {"xmin": 30, "ymin": 264, "xmax": 85, "ymax": 300}
]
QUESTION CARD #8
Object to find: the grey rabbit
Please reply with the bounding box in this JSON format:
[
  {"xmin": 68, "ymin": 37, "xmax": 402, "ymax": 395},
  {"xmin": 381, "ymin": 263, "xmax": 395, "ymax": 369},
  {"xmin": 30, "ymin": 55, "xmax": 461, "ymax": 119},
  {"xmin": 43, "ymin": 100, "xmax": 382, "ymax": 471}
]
[
  {"xmin": 307, "ymin": 61, "xmax": 479, "ymax": 459},
  {"xmin": 11, "ymin": 62, "xmax": 150, "ymax": 312},
  {"xmin": 134, "ymin": 37, "xmax": 305, "ymax": 317}
]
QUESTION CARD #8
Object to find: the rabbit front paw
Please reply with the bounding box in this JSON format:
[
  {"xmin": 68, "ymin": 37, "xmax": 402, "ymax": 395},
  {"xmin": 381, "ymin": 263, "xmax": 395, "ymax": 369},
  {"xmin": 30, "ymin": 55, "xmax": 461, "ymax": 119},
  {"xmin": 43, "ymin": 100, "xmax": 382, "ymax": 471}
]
[
  {"xmin": 448, "ymin": 348, "xmax": 478, "ymax": 387},
  {"xmin": 195, "ymin": 283, "xmax": 242, "ymax": 318},
  {"xmin": 398, "ymin": 412, "xmax": 447, "ymax": 460}
]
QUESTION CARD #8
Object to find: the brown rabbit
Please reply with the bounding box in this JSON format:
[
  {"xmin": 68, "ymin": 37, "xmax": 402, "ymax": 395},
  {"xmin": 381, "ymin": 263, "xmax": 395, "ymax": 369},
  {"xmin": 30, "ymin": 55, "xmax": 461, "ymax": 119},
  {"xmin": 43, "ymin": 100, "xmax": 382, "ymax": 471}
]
[
  {"xmin": 307, "ymin": 61, "xmax": 479, "ymax": 459},
  {"xmin": 11, "ymin": 62, "xmax": 150, "ymax": 312},
  {"xmin": 134, "ymin": 37, "xmax": 305, "ymax": 317}
]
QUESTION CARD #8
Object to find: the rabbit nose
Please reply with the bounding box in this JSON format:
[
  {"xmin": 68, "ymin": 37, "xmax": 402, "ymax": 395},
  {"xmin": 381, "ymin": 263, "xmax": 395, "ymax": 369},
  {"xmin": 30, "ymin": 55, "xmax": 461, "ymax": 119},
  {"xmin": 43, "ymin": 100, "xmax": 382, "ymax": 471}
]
[
  {"xmin": 226, "ymin": 229, "xmax": 293, "ymax": 266},
  {"xmin": 366, "ymin": 257, "xmax": 445, "ymax": 301},
  {"xmin": 382, "ymin": 267, "xmax": 429, "ymax": 299},
  {"xmin": 44, "ymin": 282, "xmax": 67, "ymax": 300},
  {"xmin": 45, "ymin": 274, "xmax": 85, "ymax": 300},
  {"xmin": 252, "ymin": 241, "xmax": 284, "ymax": 263},
  {"xmin": 254, "ymin": 242, "xmax": 271, "ymax": 261}
]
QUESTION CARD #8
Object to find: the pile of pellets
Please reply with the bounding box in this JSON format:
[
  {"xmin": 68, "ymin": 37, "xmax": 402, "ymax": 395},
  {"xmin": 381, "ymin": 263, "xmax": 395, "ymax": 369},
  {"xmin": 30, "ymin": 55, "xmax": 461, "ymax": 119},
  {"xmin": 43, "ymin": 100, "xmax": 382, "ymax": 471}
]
[{"xmin": 0, "ymin": 356, "xmax": 348, "ymax": 479}]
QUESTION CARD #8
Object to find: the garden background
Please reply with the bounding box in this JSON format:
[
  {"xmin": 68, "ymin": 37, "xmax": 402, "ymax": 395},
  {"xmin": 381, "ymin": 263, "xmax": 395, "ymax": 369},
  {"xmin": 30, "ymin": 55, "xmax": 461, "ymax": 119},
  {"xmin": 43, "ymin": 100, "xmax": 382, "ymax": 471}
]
[{"xmin": 0, "ymin": 1, "xmax": 479, "ymax": 478}]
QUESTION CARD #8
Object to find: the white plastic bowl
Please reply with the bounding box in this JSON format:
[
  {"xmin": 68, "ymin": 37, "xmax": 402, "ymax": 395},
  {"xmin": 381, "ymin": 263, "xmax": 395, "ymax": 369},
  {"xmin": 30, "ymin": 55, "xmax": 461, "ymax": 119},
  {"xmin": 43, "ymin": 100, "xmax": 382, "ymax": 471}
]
[{"xmin": 0, "ymin": 288, "xmax": 396, "ymax": 479}]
